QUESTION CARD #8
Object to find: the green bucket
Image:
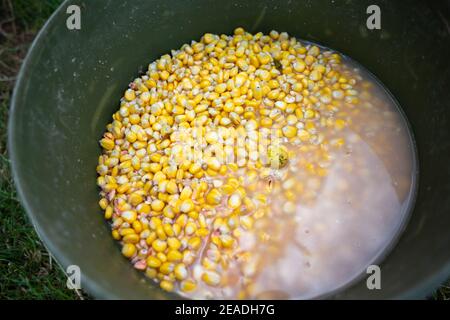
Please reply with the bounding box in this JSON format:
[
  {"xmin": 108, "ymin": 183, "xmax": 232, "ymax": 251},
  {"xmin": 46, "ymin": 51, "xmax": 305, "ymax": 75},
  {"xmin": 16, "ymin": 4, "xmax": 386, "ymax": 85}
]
[{"xmin": 8, "ymin": 0, "xmax": 450, "ymax": 299}]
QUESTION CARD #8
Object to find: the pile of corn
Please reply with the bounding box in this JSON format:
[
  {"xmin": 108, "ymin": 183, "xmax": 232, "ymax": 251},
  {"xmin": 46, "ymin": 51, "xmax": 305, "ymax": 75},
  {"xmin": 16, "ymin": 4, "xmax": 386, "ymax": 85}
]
[{"xmin": 97, "ymin": 27, "xmax": 359, "ymax": 297}]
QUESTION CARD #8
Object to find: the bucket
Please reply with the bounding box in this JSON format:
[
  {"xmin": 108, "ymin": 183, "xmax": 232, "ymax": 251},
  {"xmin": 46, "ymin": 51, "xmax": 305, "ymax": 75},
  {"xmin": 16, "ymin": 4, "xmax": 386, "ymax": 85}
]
[{"xmin": 8, "ymin": 0, "xmax": 450, "ymax": 299}]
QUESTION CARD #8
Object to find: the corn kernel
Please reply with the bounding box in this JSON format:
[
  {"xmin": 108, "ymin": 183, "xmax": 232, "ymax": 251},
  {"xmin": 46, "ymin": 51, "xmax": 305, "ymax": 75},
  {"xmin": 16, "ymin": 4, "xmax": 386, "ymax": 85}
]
[
  {"xmin": 202, "ymin": 271, "xmax": 221, "ymax": 286},
  {"xmin": 180, "ymin": 199, "xmax": 194, "ymax": 213},
  {"xmin": 228, "ymin": 192, "xmax": 242, "ymax": 209},
  {"xmin": 122, "ymin": 210, "xmax": 137, "ymax": 223},
  {"xmin": 180, "ymin": 280, "xmax": 197, "ymax": 292},
  {"xmin": 167, "ymin": 250, "xmax": 183, "ymax": 262},
  {"xmin": 100, "ymin": 138, "xmax": 115, "ymax": 150},
  {"xmin": 147, "ymin": 256, "xmax": 161, "ymax": 268},
  {"xmin": 206, "ymin": 188, "xmax": 222, "ymax": 205},
  {"xmin": 167, "ymin": 237, "xmax": 181, "ymax": 250},
  {"xmin": 152, "ymin": 239, "xmax": 167, "ymax": 252},
  {"xmin": 160, "ymin": 280, "xmax": 174, "ymax": 292},
  {"xmin": 151, "ymin": 199, "xmax": 165, "ymax": 212},
  {"xmin": 121, "ymin": 243, "xmax": 136, "ymax": 258}
]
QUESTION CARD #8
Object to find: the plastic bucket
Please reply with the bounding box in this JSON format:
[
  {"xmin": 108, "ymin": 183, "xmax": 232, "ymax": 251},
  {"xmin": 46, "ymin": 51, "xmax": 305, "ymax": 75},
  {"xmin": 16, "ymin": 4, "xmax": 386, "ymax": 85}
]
[{"xmin": 8, "ymin": 0, "xmax": 450, "ymax": 299}]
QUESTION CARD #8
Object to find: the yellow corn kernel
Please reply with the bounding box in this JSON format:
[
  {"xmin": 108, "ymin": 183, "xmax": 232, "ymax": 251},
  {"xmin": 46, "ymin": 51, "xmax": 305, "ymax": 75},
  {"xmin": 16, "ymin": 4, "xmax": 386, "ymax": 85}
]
[
  {"xmin": 160, "ymin": 280, "xmax": 174, "ymax": 292},
  {"xmin": 332, "ymin": 137, "xmax": 345, "ymax": 148},
  {"xmin": 150, "ymin": 153, "xmax": 162, "ymax": 163},
  {"xmin": 258, "ymin": 52, "xmax": 271, "ymax": 65},
  {"xmin": 161, "ymin": 224, "xmax": 173, "ymax": 237},
  {"xmin": 160, "ymin": 262, "xmax": 175, "ymax": 275},
  {"xmin": 203, "ymin": 33, "xmax": 215, "ymax": 44},
  {"xmin": 180, "ymin": 199, "xmax": 194, "ymax": 213},
  {"xmin": 163, "ymin": 206, "xmax": 175, "ymax": 219},
  {"xmin": 233, "ymin": 27, "xmax": 245, "ymax": 35},
  {"xmin": 149, "ymin": 163, "xmax": 162, "ymax": 173},
  {"xmin": 125, "ymin": 130, "xmax": 137, "ymax": 143},
  {"xmin": 121, "ymin": 243, "xmax": 136, "ymax": 258},
  {"xmin": 304, "ymin": 109, "xmax": 315, "ymax": 119},
  {"xmin": 167, "ymin": 237, "xmax": 181, "ymax": 250},
  {"xmin": 335, "ymin": 119, "xmax": 346, "ymax": 130},
  {"xmin": 153, "ymin": 171, "xmax": 166, "ymax": 183},
  {"xmin": 116, "ymin": 182, "xmax": 130, "ymax": 194},
  {"xmin": 121, "ymin": 210, "xmax": 137, "ymax": 223},
  {"xmin": 185, "ymin": 222, "xmax": 197, "ymax": 236},
  {"xmin": 172, "ymin": 223, "xmax": 181, "ymax": 236},
  {"xmin": 206, "ymin": 188, "xmax": 222, "ymax": 205},
  {"xmin": 112, "ymin": 230, "xmax": 121, "ymax": 240},
  {"xmin": 180, "ymin": 280, "xmax": 197, "ymax": 292},
  {"xmin": 151, "ymin": 199, "xmax": 165, "ymax": 212},
  {"xmin": 220, "ymin": 234, "xmax": 235, "ymax": 248},
  {"xmin": 310, "ymin": 70, "xmax": 322, "ymax": 81},
  {"xmin": 156, "ymin": 226, "xmax": 167, "ymax": 240},
  {"xmin": 179, "ymin": 186, "xmax": 193, "ymax": 201},
  {"xmin": 243, "ymin": 197, "xmax": 255, "ymax": 212},
  {"xmin": 99, "ymin": 198, "xmax": 108, "ymax": 210},
  {"xmin": 260, "ymin": 117, "xmax": 273, "ymax": 128},
  {"xmin": 189, "ymin": 163, "xmax": 201, "ymax": 174},
  {"xmin": 174, "ymin": 264, "xmax": 188, "ymax": 280},
  {"xmin": 167, "ymin": 250, "xmax": 183, "ymax": 262},
  {"xmin": 218, "ymin": 165, "xmax": 227, "ymax": 175},
  {"xmin": 298, "ymin": 129, "xmax": 311, "ymax": 142},
  {"xmin": 176, "ymin": 169, "xmax": 185, "ymax": 180},
  {"xmin": 228, "ymin": 192, "xmax": 242, "ymax": 209},
  {"xmin": 104, "ymin": 183, "xmax": 118, "ymax": 192},
  {"xmin": 206, "ymin": 157, "xmax": 221, "ymax": 171},
  {"xmin": 202, "ymin": 271, "xmax": 221, "ymax": 286},
  {"xmin": 119, "ymin": 228, "xmax": 135, "ymax": 236},
  {"xmin": 196, "ymin": 228, "xmax": 209, "ymax": 237},
  {"xmin": 123, "ymin": 234, "xmax": 139, "ymax": 244},
  {"xmin": 227, "ymin": 178, "xmax": 240, "ymax": 188},
  {"xmin": 240, "ymin": 215, "xmax": 254, "ymax": 230},
  {"xmin": 166, "ymin": 180, "xmax": 178, "ymax": 194},
  {"xmin": 175, "ymin": 214, "xmax": 188, "ymax": 227},
  {"xmin": 129, "ymin": 193, "xmax": 144, "ymax": 206},
  {"xmin": 137, "ymin": 203, "xmax": 151, "ymax": 214},
  {"xmin": 188, "ymin": 210, "xmax": 199, "ymax": 219},
  {"xmin": 211, "ymin": 235, "xmax": 221, "ymax": 247},
  {"xmin": 215, "ymin": 83, "xmax": 227, "ymax": 94},
  {"xmin": 149, "ymin": 216, "xmax": 162, "ymax": 228},
  {"xmin": 145, "ymin": 232, "xmax": 157, "ymax": 245},
  {"xmin": 282, "ymin": 125, "xmax": 297, "ymax": 138},
  {"xmin": 147, "ymin": 256, "xmax": 162, "ymax": 268},
  {"xmin": 165, "ymin": 166, "xmax": 178, "ymax": 179},
  {"xmin": 100, "ymin": 138, "xmax": 115, "ymax": 150},
  {"xmin": 152, "ymin": 239, "xmax": 167, "ymax": 252},
  {"xmin": 156, "ymin": 252, "xmax": 167, "ymax": 263},
  {"xmin": 145, "ymin": 268, "xmax": 157, "ymax": 279},
  {"xmin": 132, "ymin": 220, "xmax": 142, "ymax": 233},
  {"xmin": 104, "ymin": 205, "xmax": 113, "ymax": 219},
  {"xmin": 199, "ymin": 181, "xmax": 208, "ymax": 192},
  {"xmin": 124, "ymin": 89, "xmax": 136, "ymax": 101},
  {"xmin": 129, "ymin": 114, "xmax": 140, "ymax": 125},
  {"xmin": 188, "ymin": 237, "xmax": 202, "ymax": 250}
]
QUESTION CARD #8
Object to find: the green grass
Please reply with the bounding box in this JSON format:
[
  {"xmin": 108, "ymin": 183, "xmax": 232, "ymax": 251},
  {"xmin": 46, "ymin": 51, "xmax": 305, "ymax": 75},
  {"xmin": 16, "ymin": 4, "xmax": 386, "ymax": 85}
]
[
  {"xmin": 0, "ymin": 0, "xmax": 81, "ymax": 300},
  {"xmin": 10, "ymin": 0, "xmax": 64, "ymax": 30},
  {"xmin": 0, "ymin": 0, "xmax": 448, "ymax": 300}
]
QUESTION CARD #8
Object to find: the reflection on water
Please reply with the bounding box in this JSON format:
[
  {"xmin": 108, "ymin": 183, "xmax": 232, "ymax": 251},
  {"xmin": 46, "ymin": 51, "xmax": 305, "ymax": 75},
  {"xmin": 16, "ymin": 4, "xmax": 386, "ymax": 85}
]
[
  {"xmin": 253, "ymin": 128, "xmax": 413, "ymax": 299},
  {"xmin": 189, "ymin": 58, "xmax": 416, "ymax": 299}
]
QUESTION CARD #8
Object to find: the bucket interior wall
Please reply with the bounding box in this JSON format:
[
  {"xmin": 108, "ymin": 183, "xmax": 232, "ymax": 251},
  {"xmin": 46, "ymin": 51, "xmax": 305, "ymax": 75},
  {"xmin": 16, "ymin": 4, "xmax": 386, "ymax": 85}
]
[{"xmin": 9, "ymin": 0, "xmax": 450, "ymax": 299}]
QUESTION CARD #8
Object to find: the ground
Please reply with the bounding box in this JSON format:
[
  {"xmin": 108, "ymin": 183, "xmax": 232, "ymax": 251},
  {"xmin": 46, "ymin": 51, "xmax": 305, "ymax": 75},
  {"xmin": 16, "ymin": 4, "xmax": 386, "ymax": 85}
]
[
  {"xmin": 0, "ymin": 0, "xmax": 81, "ymax": 299},
  {"xmin": 0, "ymin": 0, "xmax": 448, "ymax": 300}
]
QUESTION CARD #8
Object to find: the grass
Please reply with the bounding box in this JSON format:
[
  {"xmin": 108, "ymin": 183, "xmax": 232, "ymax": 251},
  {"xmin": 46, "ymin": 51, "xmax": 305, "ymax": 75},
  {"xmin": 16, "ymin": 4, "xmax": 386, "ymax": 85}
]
[
  {"xmin": 0, "ymin": 0, "xmax": 448, "ymax": 300},
  {"xmin": 0, "ymin": 0, "xmax": 81, "ymax": 299}
]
